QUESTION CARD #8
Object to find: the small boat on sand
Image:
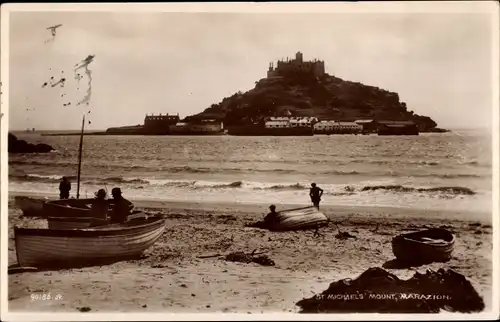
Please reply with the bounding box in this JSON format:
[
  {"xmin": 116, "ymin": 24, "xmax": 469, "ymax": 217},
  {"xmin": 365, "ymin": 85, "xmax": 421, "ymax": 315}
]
[
  {"xmin": 249, "ymin": 206, "xmax": 328, "ymax": 231},
  {"xmin": 47, "ymin": 210, "xmax": 150, "ymax": 230},
  {"xmin": 14, "ymin": 216, "xmax": 167, "ymax": 268},
  {"xmin": 42, "ymin": 199, "xmax": 108, "ymax": 218},
  {"xmin": 392, "ymin": 228, "xmax": 455, "ymax": 263},
  {"xmin": 14, "ymin": 196, "xmax": 49, "ymax": 217},
  {"xmin": 273, "ymin": 206, "xmax": 328, "ymax": 231},
  {"xmin": 43, "ymin": 198, "xmax": 131, "ymax": 219}
]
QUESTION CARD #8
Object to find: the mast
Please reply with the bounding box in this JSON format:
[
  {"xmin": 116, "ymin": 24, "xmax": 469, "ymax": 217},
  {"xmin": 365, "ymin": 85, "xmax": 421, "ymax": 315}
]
[{"xmin": 76, "ymin": 114, "xmax": 85, "ymax": 199}]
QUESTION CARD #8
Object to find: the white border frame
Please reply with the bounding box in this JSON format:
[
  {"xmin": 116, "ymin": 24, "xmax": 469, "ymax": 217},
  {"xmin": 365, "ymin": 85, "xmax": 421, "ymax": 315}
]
[{"xmin": 1, "ymin": 2, "xmax": 499, "ymax": 321}]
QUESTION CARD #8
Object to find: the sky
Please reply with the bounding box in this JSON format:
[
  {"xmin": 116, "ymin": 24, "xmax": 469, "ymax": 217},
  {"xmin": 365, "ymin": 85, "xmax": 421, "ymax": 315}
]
[{"xmin": 4, "ymin": 3, "xmax": 497, "ymax": 131}]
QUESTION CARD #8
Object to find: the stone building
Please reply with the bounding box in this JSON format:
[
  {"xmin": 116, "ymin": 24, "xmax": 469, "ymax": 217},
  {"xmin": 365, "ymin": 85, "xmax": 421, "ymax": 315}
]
[
  {"xmin": 267, "ymin": 52, "xmax": 325, "ymax": 78},
  {"xmin": 143, "ymin": 113, "xmax": 180, "ymax": 134}
]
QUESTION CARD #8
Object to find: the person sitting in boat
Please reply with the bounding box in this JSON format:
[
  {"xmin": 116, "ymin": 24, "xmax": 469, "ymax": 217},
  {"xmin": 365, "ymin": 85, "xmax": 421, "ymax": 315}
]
[
  {"xmin": 59, "ymin": 176, "xmax": 71, "ymax": 199},
  {"xmin": 263, "ymin": 204, "xmax": 278, "ymax": 227},
  {"xmin": 89, "ymin": 189, "xmax": 110, "ymax": 227},
  {"xmin": 109, "ymin": 187, "xmax": 133, "ymax": 224},
  {"xmin": 309, "ymin": 183, "xmax": 324, "ymax": 210}
]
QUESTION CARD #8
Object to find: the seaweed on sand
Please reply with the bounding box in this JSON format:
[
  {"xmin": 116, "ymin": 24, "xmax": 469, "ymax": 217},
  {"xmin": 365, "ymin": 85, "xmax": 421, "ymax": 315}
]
[{"xmin": 224, "ymin": 251, "xmax": 275, "ymax": 267}]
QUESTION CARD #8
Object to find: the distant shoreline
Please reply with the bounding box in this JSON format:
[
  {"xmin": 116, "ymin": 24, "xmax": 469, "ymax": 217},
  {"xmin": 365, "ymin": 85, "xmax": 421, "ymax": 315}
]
[{"xmin": 11, "ymin": 129, "xmax": 453, "ymax": 137}]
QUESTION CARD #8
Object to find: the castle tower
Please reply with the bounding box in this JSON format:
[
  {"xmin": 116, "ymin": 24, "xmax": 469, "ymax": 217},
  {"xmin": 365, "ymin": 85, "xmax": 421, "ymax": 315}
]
[{"xmin": 295, "ymin": 51, "xmax": 303, "ymax": 63}]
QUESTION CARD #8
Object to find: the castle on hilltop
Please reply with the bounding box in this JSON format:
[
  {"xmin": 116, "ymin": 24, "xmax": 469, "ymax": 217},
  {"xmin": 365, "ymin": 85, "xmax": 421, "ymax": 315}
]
[{"xmin": 267, "ymin": 51, "xmax": 325, "ymax": 78}]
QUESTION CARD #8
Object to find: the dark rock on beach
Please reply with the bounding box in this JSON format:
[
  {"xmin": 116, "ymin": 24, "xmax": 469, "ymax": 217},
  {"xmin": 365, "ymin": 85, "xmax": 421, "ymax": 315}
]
[
  {"xmin": 296, "ymin": 267, "xmax": 484, "ymax": 313},
  {"xmin": 8, "ymin": 133, "xmax": 54, "ymax": 153}
]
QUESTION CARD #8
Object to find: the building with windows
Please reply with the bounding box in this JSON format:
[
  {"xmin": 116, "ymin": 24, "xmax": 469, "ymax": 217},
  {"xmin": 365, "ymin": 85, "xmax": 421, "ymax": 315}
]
[
  {"xmin": 314, "ymin": 120, "xmax": 362, "ymax": 134},
  {"xmin": 267, "ymin": 52, "xmax": 325, "ymax": 78},
  {"xmin": 143, "ymin": 113, "xmax": 180, "ymax": 134},
  {"xmin": 265, "ymin": 116, "xmax": 318, "ymax": 129}
]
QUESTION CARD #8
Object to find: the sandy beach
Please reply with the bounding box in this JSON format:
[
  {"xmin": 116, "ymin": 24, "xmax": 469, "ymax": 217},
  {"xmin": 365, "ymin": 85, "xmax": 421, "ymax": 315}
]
[{"xmin": 7, "ymin": 195, "xmax": 493, "ymax": 313}]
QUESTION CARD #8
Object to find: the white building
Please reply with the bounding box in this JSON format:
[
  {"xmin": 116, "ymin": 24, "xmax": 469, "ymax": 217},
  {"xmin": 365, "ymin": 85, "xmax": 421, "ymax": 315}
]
[
  {"xmin": 314, "ymin": 120, "xmax": 362, "ymax": 134},
  {"xmin": 265, "ymin": 116, "xmax": 317, "ymax": 128},
  {"xmin": 337, "ymin": 122, "xmax": 363, "ymax": 132},
  {"xmin": 314, "ymin": 120, "xmax": 337, "ymax": 132},
  {"xmin": 265, "ymin": 120, "xmax": 290, "ymax": 128}
]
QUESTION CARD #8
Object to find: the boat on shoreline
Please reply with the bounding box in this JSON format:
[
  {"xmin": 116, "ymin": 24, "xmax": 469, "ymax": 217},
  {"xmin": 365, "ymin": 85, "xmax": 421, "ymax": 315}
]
[
  {"xmin": 248, "ymin": 206, "xmax": 328, "ymax": 231},
  {"xmin": 14, "ymin": 196, "xmax": 49, "ymax": 217},
  {"xmin": 273, "ymin": 206, "xmax": 328, "ymax": 231},
  {"xmin": 47, "ymin": 210, "xmax": 149, "ymax": 230},
  {"xmin": 392, "ymin": 228, "xmax": 455, "ymax": 263},
  {"xmin": 14, "ymin": 216, "xmax": 167, "ymax": 268},
  {"xmin": 42, "ymin": 198, "xmax": 112, "ymax": 218}
]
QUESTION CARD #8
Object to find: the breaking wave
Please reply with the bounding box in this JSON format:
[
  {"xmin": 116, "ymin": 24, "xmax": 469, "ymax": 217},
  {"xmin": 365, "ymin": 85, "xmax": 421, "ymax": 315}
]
[
  {"xmin": 360, "ymin": 185, "xmax": 476, "ymax": 195},
  {"xmin": 257, "ymin": 183, "xmax": 307, "ymax": 191},
  {"xmin": 8, "ymin": 173, "xmax": 478, "ymax": 197}
]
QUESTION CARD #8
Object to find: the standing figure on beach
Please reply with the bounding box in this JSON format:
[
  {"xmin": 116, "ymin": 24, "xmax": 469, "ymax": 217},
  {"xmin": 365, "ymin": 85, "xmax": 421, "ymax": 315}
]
[
  {"xmin": 59, "ymin": 176, "xmax": 71, "ymax": 199},
  {"xmin": 109, "ymin": 187, "xmax": 133, "ymax": 224},
  {"xmin": 309, "ymin": 183, "xmax": 324, "ymax": 209}
]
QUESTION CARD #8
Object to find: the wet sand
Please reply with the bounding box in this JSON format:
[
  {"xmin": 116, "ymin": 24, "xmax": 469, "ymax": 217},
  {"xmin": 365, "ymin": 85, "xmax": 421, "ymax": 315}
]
[{"xmin": 7, "ymin": 196, "xmax": 493, "ymax": 313}]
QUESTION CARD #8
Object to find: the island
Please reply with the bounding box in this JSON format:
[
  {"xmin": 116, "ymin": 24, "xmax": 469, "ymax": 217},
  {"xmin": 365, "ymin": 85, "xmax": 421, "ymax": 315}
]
[
  {"xmin": 43, "ymin": 51, "xmax": 449, "ymax": 136},
  {"xmin": 188, "ymin": 51, "xmax": 448, "ymax": 135}
]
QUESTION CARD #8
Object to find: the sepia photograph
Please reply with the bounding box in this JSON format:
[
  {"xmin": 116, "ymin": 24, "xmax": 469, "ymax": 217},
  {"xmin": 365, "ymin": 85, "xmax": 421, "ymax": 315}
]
[{"xmin": 1, "ymin": 1, "xmax": 498, "ymax": 321}]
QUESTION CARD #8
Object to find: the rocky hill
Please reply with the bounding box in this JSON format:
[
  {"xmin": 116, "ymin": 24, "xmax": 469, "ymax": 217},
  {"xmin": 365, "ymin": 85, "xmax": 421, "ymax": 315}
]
[{"xmin": 187, "ymin": 72, "xmax": 443, "ymax": 131}]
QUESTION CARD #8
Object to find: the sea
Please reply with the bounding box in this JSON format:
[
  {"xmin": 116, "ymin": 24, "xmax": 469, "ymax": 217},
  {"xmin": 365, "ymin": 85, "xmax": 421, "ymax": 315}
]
[{"xmin": 8, "ymin": 129, "xmax": 493, "ymax": 213}]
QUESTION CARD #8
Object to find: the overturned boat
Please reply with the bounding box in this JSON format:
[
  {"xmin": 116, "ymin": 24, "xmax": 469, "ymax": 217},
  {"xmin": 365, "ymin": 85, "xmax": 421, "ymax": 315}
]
[
  {"xmin": 14, "ymin": 216, "xmax": 167, "ymax": 268},
  {"xmin": 249, "ymin": 206, "xmax": 328, "ymax": 231},
  {"xmin": 392, "ymin": 228, "xmax": 455, "ymax": 263}
]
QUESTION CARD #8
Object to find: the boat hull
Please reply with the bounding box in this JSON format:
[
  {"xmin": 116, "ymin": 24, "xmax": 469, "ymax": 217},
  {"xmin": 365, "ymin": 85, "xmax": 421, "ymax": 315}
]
[
  {"xmin": 42, "ymin": 198, "xmax": 124, "ymax": 218},
  {"xmin": 42, "ymin": 199, "xmax": 96, "ymax": 218},
  {"xmin": 15, "ymin": 217, "xmax": 166, "ymax": 268},
  {"xmin": 47, "ymin": 211, "xmax": 149, "ymax": 230},
  {"xmin": 273, "ymin": 206, "xmax": 328, "ymax": 231},
  {"xmin": 14, "ymin": 196, "xmax": 47, "ymax": 217},
  {"xmin": 392, "ymin": 228, "xmax": 455, "ymax": 263}
]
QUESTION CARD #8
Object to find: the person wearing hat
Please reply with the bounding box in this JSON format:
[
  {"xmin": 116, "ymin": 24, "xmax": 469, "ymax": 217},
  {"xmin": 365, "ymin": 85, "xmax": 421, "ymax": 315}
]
[
  {"xmin": 89, "ymin": 188, "xmax": 110, "ymax": 227},
  {"xmin": 109, "ymin": 187, "xmax": 133, "ymax": 224},
  {"xmin": 263, "ymin": 204, "xmax": 278, "ymax": 228}
]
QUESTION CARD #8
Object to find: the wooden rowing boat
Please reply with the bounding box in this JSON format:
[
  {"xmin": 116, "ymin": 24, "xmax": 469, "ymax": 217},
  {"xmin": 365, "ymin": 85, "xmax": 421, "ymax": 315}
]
[
  {"xmin": 42, "ymin": 198, "xmax": 103, "ymax": 218},
  {"xmin": 14, "ymin": 216, "xmax": 167, "ymax": 268},
  {"xmin": 248, "ymin": 206, "xmax": 328, "ymax": 231},
  {"xmin": 272, "ymin": 206, "xmax": 328, "ymax": 231},
  {"xmin": 47, "ymin": 210, "xmax": 149, "ymax": 230},
  {"xmin": 41, "ymin": 198, "xmax": 129, "ymax": 219},
  {"xmin": 14, "ymin": 196, "xmax": 49, "ymax": 217},
  {"xmin": 392, "ymin": 228, "xmax": 455, "ymax": 263}
]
